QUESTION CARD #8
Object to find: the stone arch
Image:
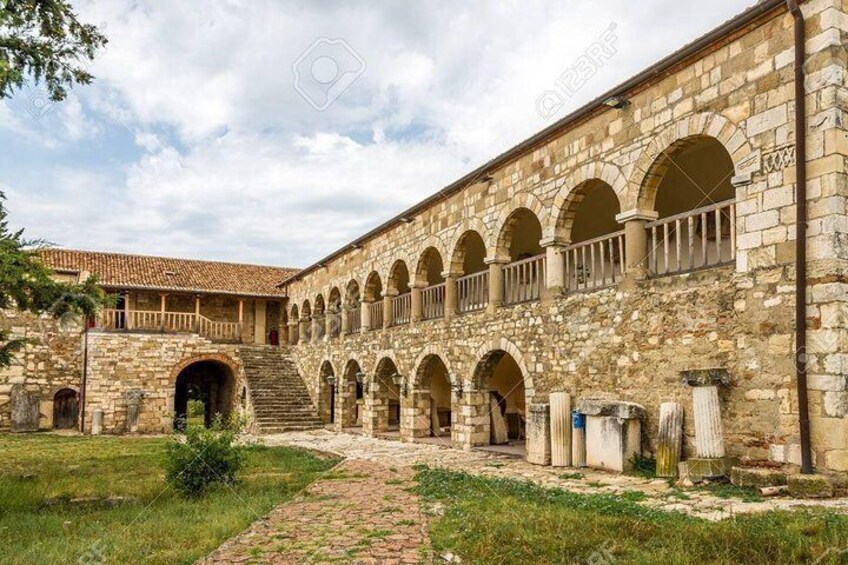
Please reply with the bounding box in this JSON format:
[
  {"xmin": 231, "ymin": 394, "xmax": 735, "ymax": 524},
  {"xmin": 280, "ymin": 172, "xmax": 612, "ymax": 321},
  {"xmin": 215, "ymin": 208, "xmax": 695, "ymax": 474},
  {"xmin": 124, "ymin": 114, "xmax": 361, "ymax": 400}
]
[
  {"xmin": 301, "ymin": 299, "xmax": 312, "ymax": 318},
  {"xmin": 318, "ymin": 359, "xmax": 336, "ymax": 424},
  {"xmin": 446, "ymin": 217, "xmax": 491, "ymax": 273},
  {"xmin": 289, "ymin": 303, "xmax": 299, "ymax": 321},
  {"xmin": 549, "ymin": 162, "xmax": 627, "ymax": 242},
  {"xmin": 314, "ymin": 293, "xmax": 326, "ymax": 315},
  {"xmin": 363, "ymin": 271, "xmax": 383, "ymax": 302},
  {"xmin": 169, "ymin": 353, "xmax": 239, "ymax": 385},
  {"xmin": 387, "ymin": 259, "xmax": 411, "ymax": 294},
  {"xmin": 628, "ymin": 111, "xmax": 753, "ymax": 212},
  {"xmin": 412, "ymin": 346, "xmax": 456, "ymax": 388},
  {"xmin": 471, "ymin": 337, "xmax": 533, "ymax": 398},
  {"xmin": 170, "ymin": 353, "xmax": 239, "ymax": 430},
  {"xmin": 372, "ymin": 350, "xmax": 403, "ymax": 377},
  {"xmin": 489, "ymin": 193, "xmax": 548, "ymax": 257},
  {"xmin": 415, "ymin": 246, "xmax": 446, "ymax": 286}
]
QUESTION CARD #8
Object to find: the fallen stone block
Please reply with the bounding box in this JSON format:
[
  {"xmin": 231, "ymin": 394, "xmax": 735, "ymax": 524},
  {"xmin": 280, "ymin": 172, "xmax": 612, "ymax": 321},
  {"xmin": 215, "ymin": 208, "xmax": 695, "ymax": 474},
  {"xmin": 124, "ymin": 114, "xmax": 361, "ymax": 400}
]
[
  {"xmin": 730, "ymin": 466, "xmax": 787, "ymax": 488},
  {"xmin": 787, "ymin": 474, "xmax": 834, "ymax": 498}
]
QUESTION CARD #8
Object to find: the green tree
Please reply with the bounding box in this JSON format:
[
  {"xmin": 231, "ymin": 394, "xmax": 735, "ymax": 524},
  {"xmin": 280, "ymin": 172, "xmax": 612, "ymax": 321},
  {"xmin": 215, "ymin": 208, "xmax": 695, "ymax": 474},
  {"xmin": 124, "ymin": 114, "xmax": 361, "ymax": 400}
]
[
  {"xmin": 0, "ymin": 0, "xmax": 108, "ymax": 101},
  {"xmin": 0, "ymin": 192, "xmax": 107, "ymax": 367}
]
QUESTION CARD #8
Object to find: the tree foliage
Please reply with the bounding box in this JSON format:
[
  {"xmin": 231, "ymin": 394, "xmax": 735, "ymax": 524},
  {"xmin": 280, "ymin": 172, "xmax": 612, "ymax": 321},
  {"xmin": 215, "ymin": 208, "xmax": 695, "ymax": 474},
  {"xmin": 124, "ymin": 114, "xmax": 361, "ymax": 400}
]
[
  {"xmin": 0, "ymin": 191, "xmax": 107, "ymax": 367},
  {"xmin": 0, "ymin": 0, "xmax": 107, "ymax": 101}
]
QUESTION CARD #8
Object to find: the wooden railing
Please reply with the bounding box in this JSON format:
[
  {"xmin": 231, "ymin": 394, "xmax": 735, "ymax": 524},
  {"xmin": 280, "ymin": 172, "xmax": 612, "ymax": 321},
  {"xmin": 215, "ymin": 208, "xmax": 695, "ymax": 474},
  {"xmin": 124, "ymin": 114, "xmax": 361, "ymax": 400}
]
[
  {"xmin": 97, "ymin": 309, "xmax": 241, "ymax": 342},
  {"xmin": 647, "ymin": 200, "xmax": 736, "ymax": 276},
  {"xmin": 422, "ymin": 283, "xmax": 445, "ymax": 320},
  {"xmin": 369, "ymin": 301, "xmax": 384, "ymax": 330},
  {"xmin": 564, "ymin": 230, "xmax": 626, "ymax": 292},
  {"xmin": 392, "ymin": 293, "xmax": 411, "ymax": 326},
  {"xmin": 458, "ymin": 271, "xmax": 488, "ymax": 314},
  {"xmin": 503, "ymin": 254, "xmax": 546, "ymax": 305},
  {"xmin": 346, "ymin": 306, "xmax": 362, "ymax": 334}
]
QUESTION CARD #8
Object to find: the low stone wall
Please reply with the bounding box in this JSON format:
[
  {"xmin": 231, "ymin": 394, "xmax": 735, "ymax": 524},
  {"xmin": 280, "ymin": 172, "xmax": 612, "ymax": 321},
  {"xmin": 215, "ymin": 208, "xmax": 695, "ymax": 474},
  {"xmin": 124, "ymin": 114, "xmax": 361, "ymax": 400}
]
[{"xmin": 291, "ymin": 264, "xmax": 848, "ymax": 471}]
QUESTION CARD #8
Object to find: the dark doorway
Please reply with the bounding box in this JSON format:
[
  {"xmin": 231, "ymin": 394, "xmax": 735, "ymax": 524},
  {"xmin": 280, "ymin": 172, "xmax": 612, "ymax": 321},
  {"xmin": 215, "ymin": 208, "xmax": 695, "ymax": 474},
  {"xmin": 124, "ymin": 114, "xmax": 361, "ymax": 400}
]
[
  {"xmin": 173, "ymin": 361, "xmax": 234, "ymax": 430},
  {"xmin": 53, "ymin": 389, "xmax": 79, "ymax": 429}
]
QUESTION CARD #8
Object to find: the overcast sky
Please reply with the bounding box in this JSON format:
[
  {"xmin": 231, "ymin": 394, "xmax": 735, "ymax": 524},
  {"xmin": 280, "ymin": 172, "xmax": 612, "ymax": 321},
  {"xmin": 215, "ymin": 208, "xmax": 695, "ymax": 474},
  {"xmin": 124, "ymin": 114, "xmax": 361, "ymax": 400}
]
[{"xmin": 2, "ymin": 0, "xmax": 756, "ymax": 268}]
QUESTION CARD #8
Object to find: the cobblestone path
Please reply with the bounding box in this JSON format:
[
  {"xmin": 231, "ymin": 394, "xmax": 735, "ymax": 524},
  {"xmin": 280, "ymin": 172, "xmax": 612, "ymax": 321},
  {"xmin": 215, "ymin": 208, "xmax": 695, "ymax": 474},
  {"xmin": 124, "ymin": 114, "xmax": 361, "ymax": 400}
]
[
  {"xmin": 198, "ymin": 459, "xmax": 429, "ymax": 564},
  {"xmin": 262, "ymin": 429, "xmax": 848, "ymax": 521}
]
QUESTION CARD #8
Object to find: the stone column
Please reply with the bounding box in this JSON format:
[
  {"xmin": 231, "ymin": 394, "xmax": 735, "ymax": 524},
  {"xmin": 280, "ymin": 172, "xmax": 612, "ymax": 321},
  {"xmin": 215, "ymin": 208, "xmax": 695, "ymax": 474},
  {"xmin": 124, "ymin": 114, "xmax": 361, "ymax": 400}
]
[
  {"xmin": 410, "ymin": 282, "xmax": 425, "ymax": 323},
  {"xmin": 680, "ymin": 369, "xmax": 731, "ymax": 480},
  {"xmin": 656, "ymin": 402, "xmax": 684, "ymax": 477},
  {"xmin": 455, "ymin": 389, "xmax": 490, "ymax": 450},
  {"xmin": 527, "ymin": 403, "xmax": 552, "ymax": 465},
  {"xmin": 541, "ymin": 237, "xmax": 569, "ymax": 298},
  {"xmin": 383, "ymin": 290, "xmax": 397, "ymax": 330},
  {"xmin": 91, "ymin": 409, "xmax": 103, "ymax": 435},
  {"xmin": 485, "ymin": 258, "xmax": 508, "ymax": 314},
  {"xmin": 299, "ymin": 317, "xmax": 310, "ymax": 343},
  {"xmin": 361, "ymin": 301, "xmax": 372, "ymax": 333},
  {"xmin": 324, "ymin": 312, "xmax": 333, "ymax": 340},
  {"xmin": 287, "ymin": 321, "xmax": 297, "ymax": 345},
  {"xmin": 311, "ymin": 315, "xmax": 322, "ymax": 343},
  {"xmin": 254, "ymin": 299, "xmax": 267, "ymax": 345},
  {"xmin": 442, "ymin": 271, "xmax": 460, "ymax": 320},
  {"xmin": 341, "ymin": 305, "xmax": 350, "ymax": 335},
  {"xmin": 549, "ymin": 392, "xmax": 572, "ymax": 467},
  {"xmin": 615, "ymin": 209, "xmax": 657, "ymax": 280}
]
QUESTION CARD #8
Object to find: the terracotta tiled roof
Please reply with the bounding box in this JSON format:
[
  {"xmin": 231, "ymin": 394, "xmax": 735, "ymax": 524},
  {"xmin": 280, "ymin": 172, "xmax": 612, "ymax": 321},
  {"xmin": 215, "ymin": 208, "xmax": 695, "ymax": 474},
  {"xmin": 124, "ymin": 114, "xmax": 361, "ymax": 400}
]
[{"xmin": 40, "ymin": 249, "xmax": 298, "ymax": 298}]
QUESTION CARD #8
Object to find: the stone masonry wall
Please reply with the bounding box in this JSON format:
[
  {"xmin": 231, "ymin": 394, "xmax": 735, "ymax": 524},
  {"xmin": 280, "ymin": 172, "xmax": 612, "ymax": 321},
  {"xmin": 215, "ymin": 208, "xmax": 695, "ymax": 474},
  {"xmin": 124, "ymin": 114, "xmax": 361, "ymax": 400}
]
[{"xmin": 285, "ymin": 1, "xmax": 848, "ymax": 471}]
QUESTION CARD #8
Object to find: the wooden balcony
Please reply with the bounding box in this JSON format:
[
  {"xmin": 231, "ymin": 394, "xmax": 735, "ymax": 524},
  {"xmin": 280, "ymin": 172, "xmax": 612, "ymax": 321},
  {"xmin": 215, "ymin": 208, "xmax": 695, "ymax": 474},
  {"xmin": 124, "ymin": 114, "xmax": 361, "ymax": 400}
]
[{"xmin": 97, "ymin": 309, "xmax": 243, "ymax": 342}]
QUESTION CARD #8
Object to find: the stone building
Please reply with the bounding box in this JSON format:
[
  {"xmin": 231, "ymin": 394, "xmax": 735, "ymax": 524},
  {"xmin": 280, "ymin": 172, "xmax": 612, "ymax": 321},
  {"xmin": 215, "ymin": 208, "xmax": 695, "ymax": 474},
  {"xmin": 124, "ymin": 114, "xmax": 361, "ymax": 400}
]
[
  {"xmin": 0, "ymin": 250, "xmax": 322, "ymax": 434},
  {"xmin": 279, "ymin": 0, "xmax": 848, "ymax": 472},
  {"xmin": 1, "ymin": 0, "xmax": 847, "ymax": 474}
]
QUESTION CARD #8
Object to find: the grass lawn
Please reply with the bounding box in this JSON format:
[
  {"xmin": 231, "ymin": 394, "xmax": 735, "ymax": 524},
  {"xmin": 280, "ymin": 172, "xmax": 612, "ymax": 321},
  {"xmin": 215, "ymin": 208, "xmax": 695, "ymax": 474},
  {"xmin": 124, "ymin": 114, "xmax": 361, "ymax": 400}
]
[
  {"xmin": 0, "ymin": 433, "xmax": 338, "ymax": 565},
  {"xmin": 415, "ymin": 468, "xmax": 848, "ymax": 565}
]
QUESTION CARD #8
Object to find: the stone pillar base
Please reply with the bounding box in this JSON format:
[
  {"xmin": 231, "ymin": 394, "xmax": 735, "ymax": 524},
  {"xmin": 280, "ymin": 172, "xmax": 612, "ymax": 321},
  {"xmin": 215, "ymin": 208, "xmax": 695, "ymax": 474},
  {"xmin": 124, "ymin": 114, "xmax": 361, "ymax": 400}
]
[{"xmin": 526, "ymin": 403, "xmax": 551, "ymax": 465}]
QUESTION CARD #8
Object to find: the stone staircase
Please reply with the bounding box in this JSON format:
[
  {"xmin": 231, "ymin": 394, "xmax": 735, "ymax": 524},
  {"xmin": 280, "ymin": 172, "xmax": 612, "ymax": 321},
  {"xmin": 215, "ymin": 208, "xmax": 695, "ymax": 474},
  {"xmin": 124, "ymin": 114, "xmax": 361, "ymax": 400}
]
[{"xmin": 239, "ymin": 346, "xmax": 324, "ymax": 433}]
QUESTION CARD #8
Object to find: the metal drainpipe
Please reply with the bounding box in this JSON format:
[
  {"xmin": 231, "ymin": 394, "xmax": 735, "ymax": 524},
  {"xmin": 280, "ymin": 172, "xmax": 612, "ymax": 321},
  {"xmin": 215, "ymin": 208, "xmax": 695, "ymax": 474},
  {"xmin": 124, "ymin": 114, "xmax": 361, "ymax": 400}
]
[{"xmin": 787, "ymin": 0, "xmax": 813, "ymax": 475}]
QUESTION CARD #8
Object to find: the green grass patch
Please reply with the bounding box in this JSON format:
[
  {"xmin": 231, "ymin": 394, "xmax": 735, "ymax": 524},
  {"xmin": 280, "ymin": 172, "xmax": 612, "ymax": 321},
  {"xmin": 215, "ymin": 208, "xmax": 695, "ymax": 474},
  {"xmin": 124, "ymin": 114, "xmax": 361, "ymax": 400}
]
[
  {"xmin": 0, "ymin": 433, "xmax": 338, "ymax": 565},
  {"xmin": 558, "ymin": 472, "xmax": 584, "ymax": 480},
  {"xmin": 414, "ymin": 467, "xmax": 848, "ymax": 564}
]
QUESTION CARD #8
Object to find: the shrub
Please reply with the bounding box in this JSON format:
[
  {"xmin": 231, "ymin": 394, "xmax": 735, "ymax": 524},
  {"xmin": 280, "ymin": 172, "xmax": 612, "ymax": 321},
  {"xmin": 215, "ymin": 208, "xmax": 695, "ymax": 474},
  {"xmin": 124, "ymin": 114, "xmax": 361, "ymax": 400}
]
[
  {"xmin": 164, "ymin": 417, "xmax": 244, "ymax": 498},
  {"xmin": 187, "ymin": 399, "xmax": 205, "ymax": 418}
]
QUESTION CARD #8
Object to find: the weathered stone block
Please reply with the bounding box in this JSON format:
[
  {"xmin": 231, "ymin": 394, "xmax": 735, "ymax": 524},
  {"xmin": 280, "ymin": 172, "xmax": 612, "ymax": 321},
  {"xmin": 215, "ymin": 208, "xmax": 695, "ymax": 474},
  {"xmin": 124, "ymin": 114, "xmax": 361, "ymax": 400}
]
[
  {"xmin": 787, "ymin": 474, "xmax": 834, "ymax": 499},
  {"xmin": 730, "ymin": 466, "xmax": 787, "ymax": 488}
]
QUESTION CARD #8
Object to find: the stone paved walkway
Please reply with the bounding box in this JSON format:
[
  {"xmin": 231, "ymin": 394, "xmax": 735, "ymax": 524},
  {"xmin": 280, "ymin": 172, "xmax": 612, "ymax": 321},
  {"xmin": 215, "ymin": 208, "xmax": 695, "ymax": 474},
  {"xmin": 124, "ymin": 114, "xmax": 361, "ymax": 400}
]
[
  {"xmin": 261, "ymin": 429, "xmax": 848, "ymax": 521},
  {"xmin": 198, "ymin": 459, "xmax": 428, "ymax": 564}
]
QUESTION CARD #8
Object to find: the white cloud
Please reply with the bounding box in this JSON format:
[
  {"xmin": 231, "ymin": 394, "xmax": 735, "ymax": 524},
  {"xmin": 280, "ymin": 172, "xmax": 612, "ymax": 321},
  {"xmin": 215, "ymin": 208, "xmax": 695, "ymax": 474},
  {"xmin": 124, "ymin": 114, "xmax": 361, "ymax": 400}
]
[{"xmin": 1, "ymin": 0, "xmax": 758, "ymax": 266}]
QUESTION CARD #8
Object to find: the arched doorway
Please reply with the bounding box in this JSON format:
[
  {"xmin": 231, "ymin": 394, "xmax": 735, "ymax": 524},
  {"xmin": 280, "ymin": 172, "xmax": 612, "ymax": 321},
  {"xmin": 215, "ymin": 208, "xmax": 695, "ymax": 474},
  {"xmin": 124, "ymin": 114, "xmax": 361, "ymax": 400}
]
[
  {"xmin": 319, "ymin": 361, "xmax": 335, "ymax": 425},
  {"xmin": 472, "ymin": 349, "xmax": 527, "ymax": 456},
  {"xmin": 52, "ymin": 388, "xmax": 79, "ymax": 429},
  {"xmin": 408, "ymin": 355, "xmax": 453, "ymax": 443},
  {"xmin": 338, "ymin": 360, "xmax": 364, "ymax": 429},
  {"xmin": 173, "ymin": 360, "xmax": 235, "ymax": 430},
  {"xmin": 364, "ymin": 357, "xmax": 401, "ymax": 436}
]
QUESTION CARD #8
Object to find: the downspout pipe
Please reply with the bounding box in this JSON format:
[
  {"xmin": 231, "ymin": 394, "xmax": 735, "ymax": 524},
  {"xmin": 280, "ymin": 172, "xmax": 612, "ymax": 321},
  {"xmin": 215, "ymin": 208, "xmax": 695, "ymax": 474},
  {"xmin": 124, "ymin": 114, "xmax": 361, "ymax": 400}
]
[
  {"xmin": 79, "ymin": 321, "xmax": 90, "ymax": 433},
  {"xmin": 787, "ymin": 0, "xmax": 813, "ymax": 475}
]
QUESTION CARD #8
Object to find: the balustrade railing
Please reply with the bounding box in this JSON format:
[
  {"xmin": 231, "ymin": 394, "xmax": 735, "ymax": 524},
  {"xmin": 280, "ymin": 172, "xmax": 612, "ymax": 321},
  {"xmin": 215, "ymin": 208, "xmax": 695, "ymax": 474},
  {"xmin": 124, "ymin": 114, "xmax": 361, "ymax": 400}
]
[
  {"xmin": 647, "ymin": 200, "xmax": 736, "ymax": 276},
  {"xmin": 503, "ymin": 254, "xmax": 546, "ymax": 305},
  {"xmin": 347, "ymin": 306, "xmax": 362, "ymax": 334},
  {"xmin": 392, "ymin": 293, "xmax": 411, "ymax": 326},
  {"xmin": 422, "ymin": 283, "xmax": 445, "ymax": 320},
  {"xmin": 369, "ymin": 301, "xmax": 384, "ymax": 330},
  {"xmin": 458, "ymin": 271, "xmax": 488, "ymax": 314},
  {"xmin": 564, "ymin": 230, "xmax": 626, "ymax": 292},
  {"xmin": 98, "ymin": 309, "xmax": 241, "ymax": 342}
]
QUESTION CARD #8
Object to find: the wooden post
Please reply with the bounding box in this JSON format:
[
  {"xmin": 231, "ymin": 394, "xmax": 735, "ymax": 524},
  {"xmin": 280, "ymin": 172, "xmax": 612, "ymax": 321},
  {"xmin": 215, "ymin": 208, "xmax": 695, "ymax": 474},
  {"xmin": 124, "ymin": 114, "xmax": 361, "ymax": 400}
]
[
  {"xmin": 159, "ymin": 293, "xmax": 167, "ymax": 331},
  {"xmin": 194, "ymin": 295, "xmax": 201, "ymax": 333},
  {"xmin": 238, "ymin": 300, "xmax": 244, "ymax": 343},
  {"xmin": 123, "ymin": 291, "xmax": 132, "ymax": 330}
]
